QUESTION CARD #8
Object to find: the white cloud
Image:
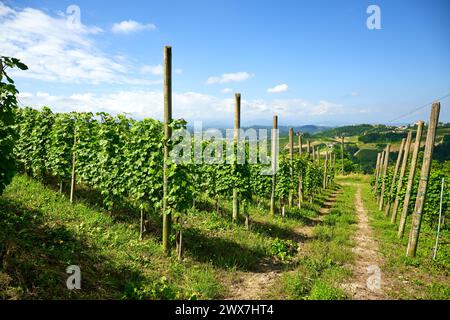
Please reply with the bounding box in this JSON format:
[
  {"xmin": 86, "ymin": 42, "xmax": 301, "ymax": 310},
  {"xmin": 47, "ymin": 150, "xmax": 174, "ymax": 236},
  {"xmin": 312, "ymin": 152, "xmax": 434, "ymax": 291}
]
[
  {"xmin": 112, "ymin": 20, "xmax": 156, "ymax": 34},
  {"xmin": 221, "ymin": 88, "xmax": 233, "ymax": 93},
  {"xmin": 206, "ymin": 72, "xmax": 254, "ymax": 84},
  {"xmin": 350, "ymin": 91, "xmax": 359, "ymax": 97},
  {"xmin": 175, "ymin": 68, "xmax": 183, "ymax": 75},
  {"xmin": 0, "ymin": 3, "xmax": 154, "ymax": 85},
  {"xmin": 18, "ymin": 90, "xmax": 348, "ymax": 123},
  {"xmin": 141, "ymin": 64, "xmax": 163, "ymax": 75},
  {"xmin": 267, "ymin": 83, "xmax": 288, "ymax": 93}
]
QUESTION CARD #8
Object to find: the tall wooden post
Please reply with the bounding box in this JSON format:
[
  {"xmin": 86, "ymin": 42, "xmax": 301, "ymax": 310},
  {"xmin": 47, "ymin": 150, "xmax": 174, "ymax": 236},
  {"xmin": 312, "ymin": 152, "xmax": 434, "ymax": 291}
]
[
  {"xmin": 385, "ymin": 138, "xmax": 406, "ymax": 217},
  {"xmin": 288, "ymin": 128, "xmax": 293, "ymax": 207},
  {"xmin": 297, "ymin": 133, "xmax": 303, "ymax": 208},
  {"xmin": 298, "ymin": 133, "xmax": 302, "ymax": 156},
  {"xmin": 312, "ymin": 146, "xmax": 316, "ymax": 162},
  {"xmin": 162, "ymin": 46, "xmax": 172, "ymax": 255},
  {"xmin": 323, "ymin": 150, "xmax": 328, "ymax": 189},
  {"xmin": 270, "ymin": 115, "xmax": 278, "ymax": 215},
  {"xmin": 69, "ymin": 129, "xmax": 76, "ymax": 204},
  {"xmin": 376, "ymin": 151, "xmax": 385, "ymax": 201},
  {"xmin": 318, "ymin": 147, "xmax": 321, "ymax": 166},
  {"xmin": 391, "ymin": 131, "xmax": 412, "ymax": 223},
  {"xmin": 307, "ymin": 140, "xmax": 311, "ymax": 159},
  {"xmin": 232, "ymin": 93, "xmax": 241, "ymax": 222},
  {"xmin": 373, "ymin": 152, "xmax": 381, "ymax": 192},
  {"xmin": 407, "ymin": 103, "xmax": 440, "ymax": 257},
  {"xmin": 341, "ymin": 136, "xmax": 345, "ymax": 175},
  {"xmin": 398, "ymin": 121, "xmax": 424, "ymax": 238},
  {"xmin": 379, "ymin": 144, "xmax": 390, "ymax": 210}
]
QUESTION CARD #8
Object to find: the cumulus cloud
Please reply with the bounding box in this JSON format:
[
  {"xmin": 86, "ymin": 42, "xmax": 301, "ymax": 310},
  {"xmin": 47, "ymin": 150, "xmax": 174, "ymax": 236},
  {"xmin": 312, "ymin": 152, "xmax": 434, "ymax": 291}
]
[
  {"xmin": 221, "ymin": 88, "xmax": 233, "ymax": 93},
  {"xmin": 18, "ymin": 90, "xmax": 349, "ymax": 124},
  {"xmin": 0, "ymin": 3, "xmax": 157, "ymax": 85},
  {"xmin": 267, "ymin": 84, "xmax": 288, "ymax": 93},
  {"xmin": 112, "ymin": 20, "xmax": 156, "ymax": 34},
  {"xmin": 141, "ymin": 64, "xmax": 163, "ymax": 75},
  {"xmin": 206, "ymin": 72, "xmax": 254, "ymax": 84}
]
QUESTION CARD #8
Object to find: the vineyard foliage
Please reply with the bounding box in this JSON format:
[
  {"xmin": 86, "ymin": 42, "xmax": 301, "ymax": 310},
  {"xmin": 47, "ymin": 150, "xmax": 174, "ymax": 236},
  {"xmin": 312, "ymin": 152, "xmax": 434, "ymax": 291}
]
[
  {"xmin": 0, "ymin": 57, "xmax": 27, "ymax": 195},
  {"xmin": 11, "ymin": 107, "xmax": 333, "ymax": 222},
  {"xmin": 373, "ymin": 151, "xmax": 450, "ymax": 228}
]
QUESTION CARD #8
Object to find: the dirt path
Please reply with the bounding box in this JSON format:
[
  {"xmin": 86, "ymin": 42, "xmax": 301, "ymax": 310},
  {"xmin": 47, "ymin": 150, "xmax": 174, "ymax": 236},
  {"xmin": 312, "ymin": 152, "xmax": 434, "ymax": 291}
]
[
  {"xmin": 225, "ymin": 190, "xmax": 340, "ymax": 300},
  {"xmin": 342, "ymin": 185, "xmax": 389, "ymax": 299}
]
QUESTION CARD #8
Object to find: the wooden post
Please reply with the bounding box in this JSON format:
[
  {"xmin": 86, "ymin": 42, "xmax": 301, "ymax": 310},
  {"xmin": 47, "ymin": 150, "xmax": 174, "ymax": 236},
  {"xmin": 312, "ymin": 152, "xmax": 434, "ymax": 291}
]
[
  {"xmin": 162, "ymin": 46, "xmax": 172, "ymax": 255},
  {"xmin": 140, "ymin": 208, "xmax": 144, "ymax": 241},
  {"xmin": 341, "ymin": 136, "xmax": 345, "ymax": 175},
  {"xmin": 385, "ymin": 138, "xmax": 406, "ymax": 217},
  {"xmin": 288, "ymin": 128, "xmax": 293, "ymax": 207},
  {"xmin": 379, "ymin": 144, "xmax": 391, "ymax": 210},
  {"xmin": 298, "ymin": 133, "xmax": 302, "ymax": 156},
  {"xmin": 270, "ymin": 115, "xmax": 278, "ymax": 215},
  {"xmin": 323, "ymin": 150, "xmax": 328, "ymax": 189},
  {"xmin": 391, "ymin": 130, "xmax": 412, "ymax": 223},
  {"xmin": 297, "ymin": 133, "xmax": 303, "ymax": 208},
  {"xmin": 232, "ymin": 93, "xmax": 241, "ymax": 222},
  {"xmin": 376, "ymin": 151, "xmax": 385, "ymax": 201},
  {"xmin": 312, "ymin": 146, "xmax": 316, "ymax": 162},
  {"xmin": 307, "ymin": 140, "xmax": 311, "ymax": 159},
  {"xmin": 398, "ymin": 121, "xmax": 424, "ymax": 238},
  {"xmin": 407, "ymin": 103, "xmax": 440, "ymax": 257},
  {"xmin": 318, "ymin": 147, "xmax": 321, "ymax": 166},
  {"xmin": 69, "ymin": 129, "xmax": 76, "ymax": 204},
  {"xmin": 373, "ymin": 152, "xmax": 381, "ymax": 192}
]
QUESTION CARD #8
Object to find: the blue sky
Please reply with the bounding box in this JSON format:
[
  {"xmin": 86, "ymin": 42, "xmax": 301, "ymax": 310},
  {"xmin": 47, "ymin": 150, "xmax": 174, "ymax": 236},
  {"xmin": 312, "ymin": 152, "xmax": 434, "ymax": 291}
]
[{"xmin": 1, "ymin": 0, "xmax": 449, "ymax": 126}]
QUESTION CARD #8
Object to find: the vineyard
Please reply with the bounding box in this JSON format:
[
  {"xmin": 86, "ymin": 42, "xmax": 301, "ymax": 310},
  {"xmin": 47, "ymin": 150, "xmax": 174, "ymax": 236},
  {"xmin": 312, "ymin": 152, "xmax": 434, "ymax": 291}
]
[{"xmin": 1, "ymin": 50, "xmax": 449, "ymax": 301}]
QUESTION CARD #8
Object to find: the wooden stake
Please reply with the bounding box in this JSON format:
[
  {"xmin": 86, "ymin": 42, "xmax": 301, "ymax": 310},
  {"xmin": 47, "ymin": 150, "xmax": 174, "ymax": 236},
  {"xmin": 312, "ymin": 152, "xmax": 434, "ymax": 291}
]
[
  {"xmin": 376, "ymin": 151, "xmax": 385, "ymax": 202},
  {"xmin": 307, "ymin": 140, "xmax": 311, "ymax": 159},
  {"xmin": 391, "ymin": 130, "xmax": 412, "ymax": 223},
  {"xmin": 270, "ymin": 115, "xmax": 278, "ymax": 215},
  {"xmin": 162, "ymin": 45, "xmax": 172, "ymax": 255},
  {"xmin": 140, "ymin": 208, "xmax": 144, "ymax": 241},
  {"xmin": 297, "ymin": 133, "xmax": 303, "ymax": 208},
  {"xmin": 373, "ymin": 152, "xmax": 381, "ymax": 192},
  {"xmin": 407, "ymin": 103, "xmax": 440, "ymax": 257},
  {"xmin": 379, "ymin": 144, "xmax": 391, "ymax": 210},
  {"xmin": 232, "ymin": 93, "xmax": 241, "ymax": 222},
  {"xmin": 398, "ymin": 121, "xmax": 424, "ymax": 238},
  {"xmin": 298, "ymin": 133, "xmax": 302, "ymax": 156},
  {"xmin": 69, "ymin": 128, "xmax": 76, "ymax": 204},
  {"xmin": 385, "ymin": 138, "xmax": 406, "ymax": 217},
  {"xmin": 341, "ymin": 136, "xmax": 345, "ymax": 175},
  {"xmin": 323, "ymin": 150, "xmax": 328, "ymax": 189},
  {"xmin": 288, "ymin": 128, "xmax": 294, "ymax": 207}
]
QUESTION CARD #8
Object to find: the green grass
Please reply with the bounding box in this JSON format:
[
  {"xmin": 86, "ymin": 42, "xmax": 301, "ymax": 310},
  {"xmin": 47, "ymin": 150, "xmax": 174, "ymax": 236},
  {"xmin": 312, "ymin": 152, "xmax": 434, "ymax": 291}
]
[
  {"xmin": 2, "ymin": 173, "xmax": 447, "ymax": 300},
  {"xmin": 270, "ymin": 183, "xmax": 356, "ymax": 300},
  {"xmin": 359, "ymin": 181, "xmax": 450, "ymax": 300},
  {"xmin": 0, "ymin": 174, "xmax": 333, "ymax": 300}
]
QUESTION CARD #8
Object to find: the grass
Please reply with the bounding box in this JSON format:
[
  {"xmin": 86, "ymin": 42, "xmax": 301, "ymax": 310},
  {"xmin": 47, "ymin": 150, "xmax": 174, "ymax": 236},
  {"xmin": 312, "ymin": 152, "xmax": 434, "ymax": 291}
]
[
  {"xmin": 269, "ymin": 182, "xmax": 356, "ymax": 300},
  {"xmin": 358, "ymin": 177, "xmax": 450, "ymax": 300},
  {"xmin": 0, "ymin": 174, "xmax": 333, "ymax": 300},
  {"xmin": 1, "ymin": 173, "xmax": 447, "ymax": 300}
]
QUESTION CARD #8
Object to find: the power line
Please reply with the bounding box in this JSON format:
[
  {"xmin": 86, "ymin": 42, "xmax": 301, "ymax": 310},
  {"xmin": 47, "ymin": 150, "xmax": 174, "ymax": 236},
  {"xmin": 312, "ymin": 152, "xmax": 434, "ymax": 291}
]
[{"xmin": 387, "ymin": 93, "xmax": 450, "ymax": 124}]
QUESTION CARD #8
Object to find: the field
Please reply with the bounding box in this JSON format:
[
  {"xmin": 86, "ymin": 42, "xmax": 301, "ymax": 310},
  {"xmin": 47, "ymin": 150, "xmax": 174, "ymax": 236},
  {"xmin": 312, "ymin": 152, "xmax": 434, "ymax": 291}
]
[{"xmin": 1, "ymin": 172, "xmax": 448, "ymax": 300}]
